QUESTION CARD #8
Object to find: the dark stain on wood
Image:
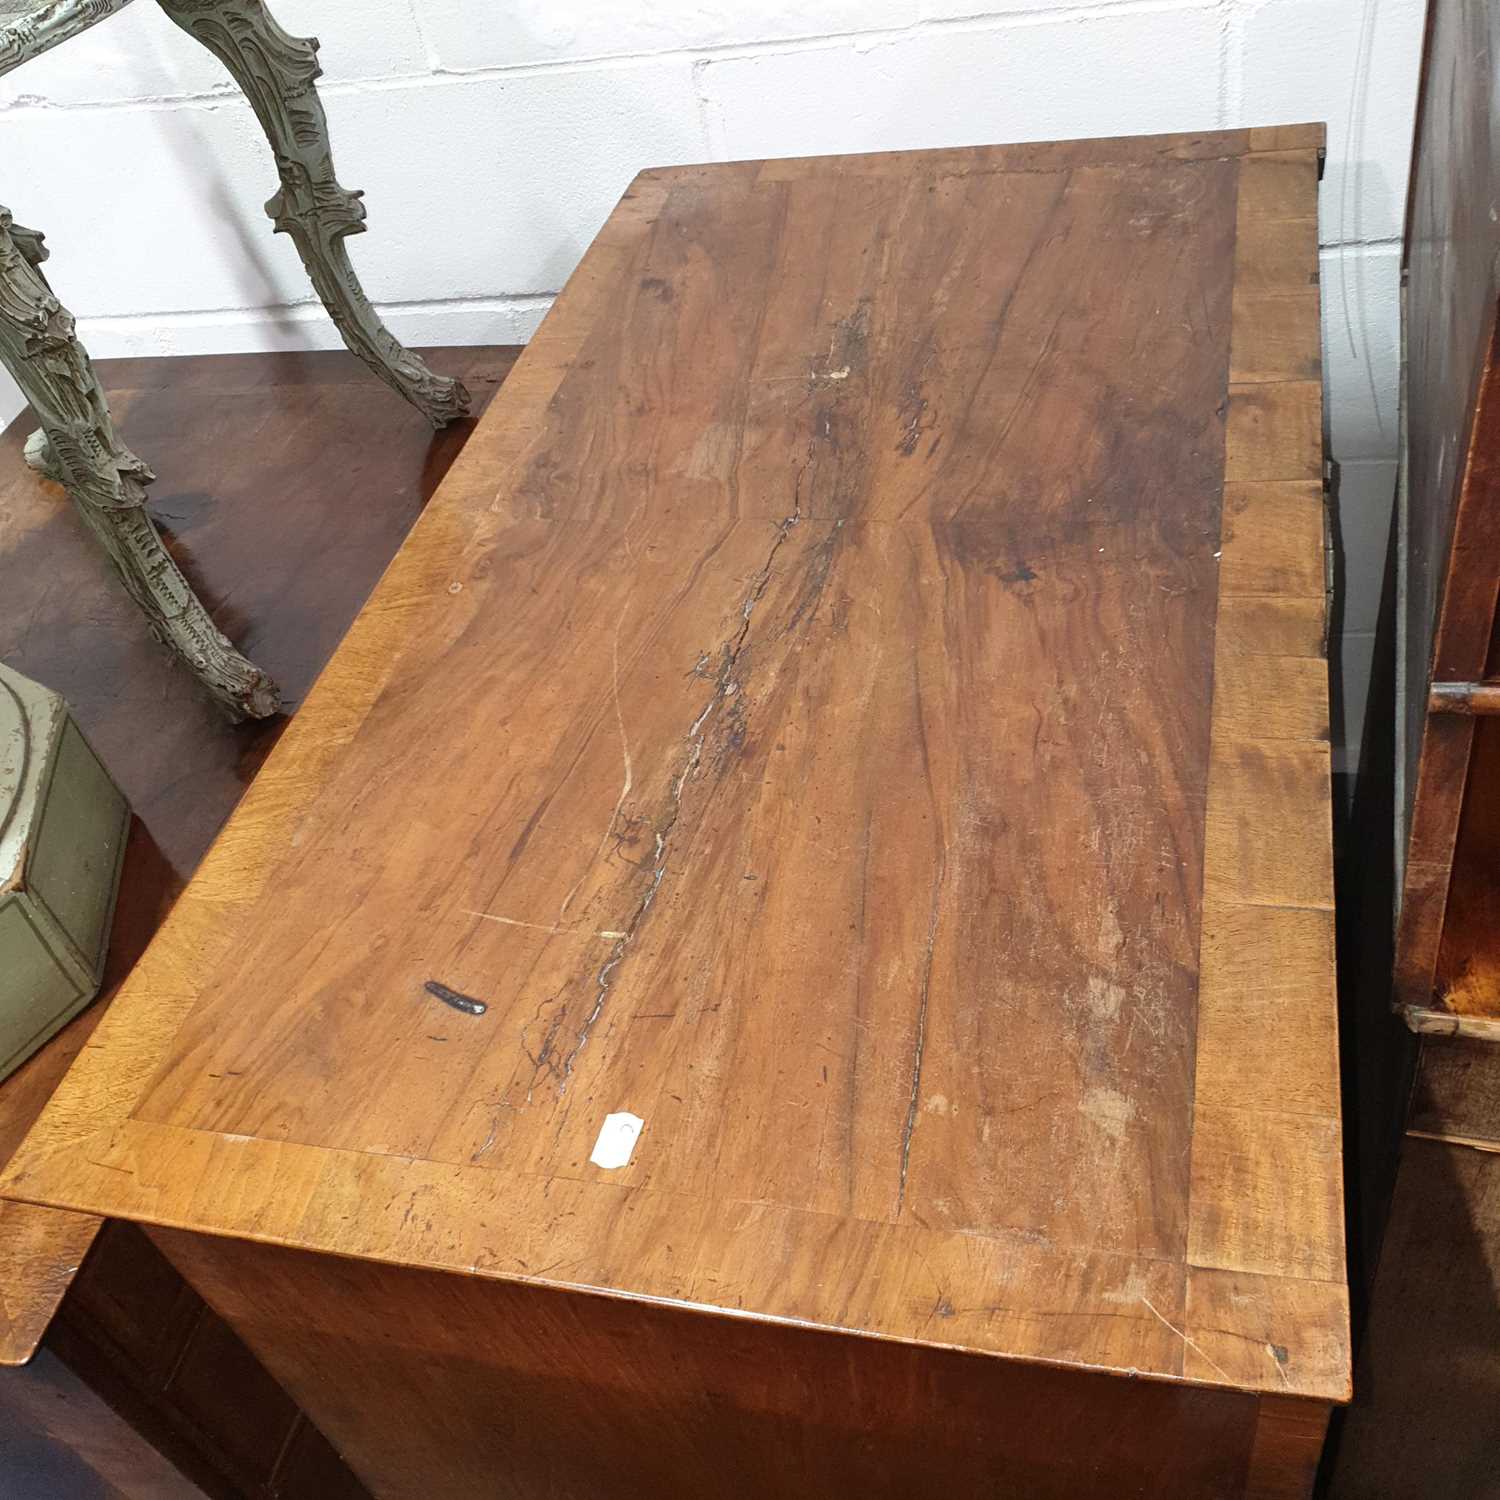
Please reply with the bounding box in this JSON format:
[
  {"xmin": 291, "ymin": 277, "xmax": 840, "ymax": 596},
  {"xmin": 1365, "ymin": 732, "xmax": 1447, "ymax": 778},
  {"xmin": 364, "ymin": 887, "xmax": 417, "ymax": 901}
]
[{"xmin": 424, "ymin": 981, "xmax": 487, "ymax": 1018}]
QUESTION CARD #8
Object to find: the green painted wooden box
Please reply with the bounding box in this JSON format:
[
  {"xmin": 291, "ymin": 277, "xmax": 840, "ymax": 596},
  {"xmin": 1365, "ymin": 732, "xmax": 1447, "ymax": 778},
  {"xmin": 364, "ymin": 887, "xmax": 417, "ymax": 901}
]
[{"xmin": 0, "ymin": 662, "xmax": 128, "ymax": 1083}]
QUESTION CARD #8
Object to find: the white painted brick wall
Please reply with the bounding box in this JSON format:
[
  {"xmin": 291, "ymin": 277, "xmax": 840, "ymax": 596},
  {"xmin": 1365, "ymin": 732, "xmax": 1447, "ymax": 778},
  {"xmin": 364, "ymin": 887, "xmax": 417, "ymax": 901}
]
[
  {"xmin": 699, "ymin": 10, "xmax": 1224, "ymax": 159},
  {"xmin": 0, "ymin": 0, "xmax": 1424, "ymax": 768}
]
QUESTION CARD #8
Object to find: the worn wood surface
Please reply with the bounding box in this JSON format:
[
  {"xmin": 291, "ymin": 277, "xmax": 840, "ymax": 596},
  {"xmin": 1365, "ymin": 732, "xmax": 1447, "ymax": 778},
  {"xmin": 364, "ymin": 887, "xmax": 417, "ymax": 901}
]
[
  {"xmin": 1406, "ymin": 1034, "xmax": 1500, "ymax": 1150},
  {"xmin": 1429, "ymin": 679, "xmax": 1500, "ymax": 714},
  {"xmin": 49, "ymin": 1221, "xmax": 372, "ymax": 1500},
  {"xmin": 1395, "ymin": 0, "xmax": 1500, "ymax": 1018},
  {"xmin": 1435, "ymin": 701, "xmax": 1500, "ymax": 1020},
  {"xmin": 3, "ymin": 130, "xmax": 1344, "ymax": 1493},
  {"xmin": 0, "ymin": 344, "xmax": 517, "ymax": 1367},
  {"xmin": 153, "ymin": 1224, "xmax": 1331, "ymax": 1500}
]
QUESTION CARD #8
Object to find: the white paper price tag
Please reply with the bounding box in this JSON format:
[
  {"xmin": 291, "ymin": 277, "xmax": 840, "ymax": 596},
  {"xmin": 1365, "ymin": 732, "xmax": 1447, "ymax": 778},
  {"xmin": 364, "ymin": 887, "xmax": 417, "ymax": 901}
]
[{"xmin": 589, "ymin": 1111, "xmax": 644, "ymax": 1169}]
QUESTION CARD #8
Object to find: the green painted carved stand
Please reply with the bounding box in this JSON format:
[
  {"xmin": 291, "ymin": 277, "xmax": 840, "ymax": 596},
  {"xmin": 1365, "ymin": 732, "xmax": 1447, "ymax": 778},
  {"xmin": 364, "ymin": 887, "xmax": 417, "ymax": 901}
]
[{"xmin": 0, "ymin": 0, "xmax": 471, "ymax": 719}]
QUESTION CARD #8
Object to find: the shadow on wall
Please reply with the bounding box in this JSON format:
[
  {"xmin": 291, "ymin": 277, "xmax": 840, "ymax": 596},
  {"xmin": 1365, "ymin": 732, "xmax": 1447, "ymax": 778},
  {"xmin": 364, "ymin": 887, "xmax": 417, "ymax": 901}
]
[
  {"xmin": 132, "ymin": 28, "xmax": 591, "ymax": 351},
  {"xmin": 1321, "ymin": 182, "xmax": 1403, "ymax": 467},
  {"xmin": 140, "ymin": 26, "xmax": 340, "ymax": 348}
]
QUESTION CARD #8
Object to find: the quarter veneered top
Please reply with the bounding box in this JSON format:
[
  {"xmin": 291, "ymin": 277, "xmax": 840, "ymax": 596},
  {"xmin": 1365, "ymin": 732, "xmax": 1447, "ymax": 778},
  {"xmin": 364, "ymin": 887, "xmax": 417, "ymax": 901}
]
[{"xmin": 1, "ymin": 127, "xmax": 1348, "ymax": 1401}]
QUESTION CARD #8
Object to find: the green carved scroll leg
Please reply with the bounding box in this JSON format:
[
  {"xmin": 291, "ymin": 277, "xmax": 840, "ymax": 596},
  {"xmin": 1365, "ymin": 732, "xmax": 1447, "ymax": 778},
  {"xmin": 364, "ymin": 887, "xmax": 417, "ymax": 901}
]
[
  {"xmin": 0, "ymin": 208, "xmax": 280, "ymax": 721},
  {"xmin": 8, "ymin": 219, "xmax": 66, "ymax": 482},
  {"xmin": 157, "ymin": 0, "xmax": 471, "ymax": 430}
]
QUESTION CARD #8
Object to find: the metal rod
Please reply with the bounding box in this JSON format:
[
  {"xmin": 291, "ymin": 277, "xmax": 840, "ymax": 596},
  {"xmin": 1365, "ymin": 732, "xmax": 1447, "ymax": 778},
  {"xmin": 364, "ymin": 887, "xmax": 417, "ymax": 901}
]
[{"xmin": 1429, "ymin": 680, "xmax": 1500, "ymax": 715}]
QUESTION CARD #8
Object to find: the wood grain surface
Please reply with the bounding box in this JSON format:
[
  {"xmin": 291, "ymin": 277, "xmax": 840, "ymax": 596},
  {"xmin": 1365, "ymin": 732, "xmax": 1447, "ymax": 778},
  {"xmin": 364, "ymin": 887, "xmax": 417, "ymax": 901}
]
[
  {"xmin": 1406, "ymin": 1034, "xmax": 1500, "ymax": 1150},
  {"xmin": 1395, "ymin": 0, "xmax": 1500, "ymax": 1018},
  {"xmin": 0, "ymin": 346, "xmax": 519, "ymax": 1365},
  {"xmin": 1436, "ymin": 713, "xmax": 1500, "ymax": 1020},
  {"xmin": 1, "ymin": 129, "xmax": 1346, "ymax": 1421},
  {"xmin": 150, "ymin": 1223, "xmax": 1290, "ymax": 1500}
]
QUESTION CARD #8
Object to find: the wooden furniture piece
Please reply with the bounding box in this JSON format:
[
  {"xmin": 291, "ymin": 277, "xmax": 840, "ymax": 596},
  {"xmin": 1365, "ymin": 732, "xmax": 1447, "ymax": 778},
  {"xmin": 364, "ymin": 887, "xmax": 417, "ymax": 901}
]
[
  {"xmin": 2, "ymin": 131, "xmax": 1348, "ymax": 1498},
  {"xmin": 0, "ymin": 0, "xmax": 470, "ymax": 719},
  {"xmin": 4, "ymin": 1223, "xmax": 372, "ymax": 1500},
  {"xmin": 0, "ymin": 345, "xmax": 519, "ymax": 1494},
  {"xmin": 1391, "ymin": 0, "xmax": 1500, "ymax": 1039},
  {"xmin": 1326, "ymin": 1, "xmax": 1500, "ymax": 1492}
]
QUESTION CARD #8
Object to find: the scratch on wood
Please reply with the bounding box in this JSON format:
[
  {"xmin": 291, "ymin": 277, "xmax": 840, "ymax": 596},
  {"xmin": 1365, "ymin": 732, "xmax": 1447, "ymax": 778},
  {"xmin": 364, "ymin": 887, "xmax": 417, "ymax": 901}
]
[
  {"xmin": 461, "ymin": 910, "xmax": 622, "ymax": 941},
  {"xmin": 896, "ymin": 385, "xmax": 931, "ymax": 457},
  {"xmin": 424, "ymin": 980, "xmax": 487, "ymax": 1016},
  {"xmin": 559, "ymin": 602, "xmax": 635, "ymax": 920},
  {"xmin": 556, "ymin": 497, "xmax": 805, "ymax": 1086},
  {"xmin": 1139, "ymin": 1296, "xmax": 1234, "ymax": 1384},
  {"xmin": 462, "ymin": 910, "xmax": 571, "ymax": 935},
  {"xmin": 519, "ymin": 991, "xmax": 570, "ymax": 1096},
  {"xmin": 896, "ymin": 853, "xmax": 947, "ymax": 1213},
  {"xmin": 809, "ymin": 302, "xmax": 869, "ymax": 388},
  {"xmin": 472, "ymin": 1120, "xmax": 499, "ymax": 1160}
]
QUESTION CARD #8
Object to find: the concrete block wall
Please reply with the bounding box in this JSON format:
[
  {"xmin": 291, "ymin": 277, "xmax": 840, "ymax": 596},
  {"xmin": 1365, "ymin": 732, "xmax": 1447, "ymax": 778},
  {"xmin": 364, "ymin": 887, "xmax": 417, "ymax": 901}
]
[{"xmin": 1, "ymin": 0, "xmax": 1422, "ymax": 768}]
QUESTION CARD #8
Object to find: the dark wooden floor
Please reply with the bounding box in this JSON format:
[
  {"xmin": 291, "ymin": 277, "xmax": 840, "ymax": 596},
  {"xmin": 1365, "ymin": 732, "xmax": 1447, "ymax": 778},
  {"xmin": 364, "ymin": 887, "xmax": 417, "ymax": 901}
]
[
  {"xmin": 0, "ymin": 344, "xmax": 520, "ymax": 1498},
  {"xmin": 0, "ymin": 345, "xmax": 519, "ymax": 879}
]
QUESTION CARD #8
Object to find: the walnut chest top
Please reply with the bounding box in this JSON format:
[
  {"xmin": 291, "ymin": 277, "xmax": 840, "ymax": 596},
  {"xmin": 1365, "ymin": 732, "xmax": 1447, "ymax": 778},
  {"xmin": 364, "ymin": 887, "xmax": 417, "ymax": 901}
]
[{"xmin": 2, "ymin": 126, "xmax": 1348, "ymax": 1403}]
